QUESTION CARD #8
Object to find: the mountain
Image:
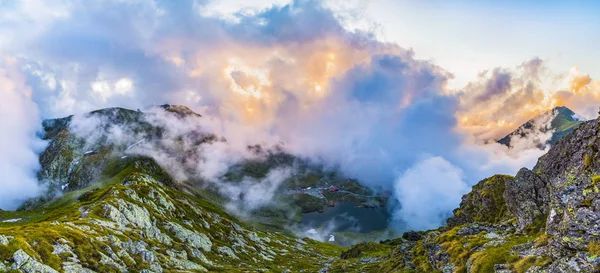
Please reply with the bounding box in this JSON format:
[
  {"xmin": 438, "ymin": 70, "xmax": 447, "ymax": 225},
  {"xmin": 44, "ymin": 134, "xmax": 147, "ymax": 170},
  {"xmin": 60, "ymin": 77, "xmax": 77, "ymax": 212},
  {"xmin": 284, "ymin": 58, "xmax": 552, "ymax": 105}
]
[
  {"xmin": 29, "ymin": 106, "xmax": 390, "ymax": 237},
  {"xmin": 2, "ymin": 105, "xmax": 600, "ymax": 272},
  {"xmin": 498, "ymin": 106, "xmax": 583, "ymax": 148},
  {"xmin": 0, "ymin": 157, "xmax": 343, "ymax": 272}
]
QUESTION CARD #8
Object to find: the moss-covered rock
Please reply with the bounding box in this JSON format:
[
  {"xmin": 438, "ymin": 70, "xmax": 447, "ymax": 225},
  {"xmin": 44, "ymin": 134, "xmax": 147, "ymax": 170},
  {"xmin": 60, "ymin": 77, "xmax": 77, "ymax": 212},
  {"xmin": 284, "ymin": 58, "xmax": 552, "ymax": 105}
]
[
  {"xmin": 1, "ymin": 157, "xmax": 344, "ymax": 272},
  {"xmin": 447, "ymin": 175, "xmax": 513, "ymax": 228}
]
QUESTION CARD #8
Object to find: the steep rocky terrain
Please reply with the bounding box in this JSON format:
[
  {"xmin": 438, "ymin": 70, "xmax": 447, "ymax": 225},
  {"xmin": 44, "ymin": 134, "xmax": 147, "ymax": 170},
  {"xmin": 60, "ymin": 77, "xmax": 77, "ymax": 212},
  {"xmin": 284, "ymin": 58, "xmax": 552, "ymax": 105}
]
[
  {"xmin": 3, "ymin": 106, "xmax": 600, "ymax": 273},
  {"xmin": 31, "ymin": 106, "xmax": 387, "ymax": 227},
  {"xmin": 0, "ymin": 157, "xmax": 342, "ymax": 272},
  {"xmin": 319, "ymin": 114, "xmax": 600, "ymax": 273}
]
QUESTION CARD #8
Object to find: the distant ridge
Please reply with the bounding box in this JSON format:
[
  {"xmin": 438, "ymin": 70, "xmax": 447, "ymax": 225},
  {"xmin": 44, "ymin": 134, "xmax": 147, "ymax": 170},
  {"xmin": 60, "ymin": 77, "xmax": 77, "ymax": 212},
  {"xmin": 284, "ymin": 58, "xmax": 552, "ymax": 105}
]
[{"xmin": 497, "ymin": 106, "xmax": 583, "ymax": 148}]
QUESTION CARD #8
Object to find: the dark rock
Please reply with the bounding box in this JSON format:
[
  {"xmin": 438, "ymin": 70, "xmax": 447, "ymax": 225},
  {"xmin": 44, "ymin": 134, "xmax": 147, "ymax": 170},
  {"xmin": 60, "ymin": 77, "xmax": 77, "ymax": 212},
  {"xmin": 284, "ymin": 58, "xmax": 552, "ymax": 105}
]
[
  {"xmin": 503, "ymin": 168, "xmax": 549, "ymax": 230},
  {"xmin": 455, "ymin": 224, "xmax": 493, "ymax": 236},
  {"xmin": 401, "ymin": 231, "xmax": 422, "ymax": 241},
  {"xmin": 511, "ymin": 242, "xmax": 533, "ymax": 254}
]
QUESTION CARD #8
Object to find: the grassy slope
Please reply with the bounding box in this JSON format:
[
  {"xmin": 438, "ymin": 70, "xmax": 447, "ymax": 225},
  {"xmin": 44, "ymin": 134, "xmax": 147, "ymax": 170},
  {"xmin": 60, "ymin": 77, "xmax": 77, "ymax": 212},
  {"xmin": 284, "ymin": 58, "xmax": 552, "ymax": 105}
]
[{"xmin": 0, "ymin": 158, "xmax": 345, "ymax": 272}]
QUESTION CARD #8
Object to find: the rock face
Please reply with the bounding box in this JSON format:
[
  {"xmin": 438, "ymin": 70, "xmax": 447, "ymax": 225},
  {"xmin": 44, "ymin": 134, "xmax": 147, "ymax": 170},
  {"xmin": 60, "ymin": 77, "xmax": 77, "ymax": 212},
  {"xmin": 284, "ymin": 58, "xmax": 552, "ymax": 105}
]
[
  {"xmin": 6, "ymin": 105, "xmax": 600, "ymax": 273},
  {"xmin": 367, "ymin": 116, "xmax": 600, "ymax": 273},
  {"xmin": 33, "ymin": 106, "xmax": 190, "ymax": 201},
  {"xmin": 0, "ymin": 159, "xmax": 338, "ymax": 273},
  {"xmin": 503, "ymin": 168, "xmax": 549, "ymax": 230},
  {"xmin": 11, "ymin": 250, "xmax": 59, "ymax": 273},
  {"xmin": 447, "ymin": 175, "xmax": 512, "ymax": 228},
  {"xmin": 533, "ymin": 117, "xmax": 600, "ymax": 255}
]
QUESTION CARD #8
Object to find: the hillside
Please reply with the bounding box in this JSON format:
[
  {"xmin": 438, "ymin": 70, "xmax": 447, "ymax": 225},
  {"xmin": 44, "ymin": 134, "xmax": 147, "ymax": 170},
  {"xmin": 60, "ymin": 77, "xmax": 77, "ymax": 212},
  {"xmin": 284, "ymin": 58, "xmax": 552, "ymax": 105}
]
[
  {"xmin": 498, "ymin": 106, "xmax": 583, "ymax": 148},
  {"xmin": 2, "ymin": 106, "xmax": 600, "ymax": 272},
  {"xmin": 0, "ymin": 157, "xmax": 342, "ymax": 272},
  {"xmin": 32, "ymin": 106, "xmax": 389, "ymax": 235},
  {"xmin": 325, "ymin": 112, "xmax": 600, "ymax": 272}
]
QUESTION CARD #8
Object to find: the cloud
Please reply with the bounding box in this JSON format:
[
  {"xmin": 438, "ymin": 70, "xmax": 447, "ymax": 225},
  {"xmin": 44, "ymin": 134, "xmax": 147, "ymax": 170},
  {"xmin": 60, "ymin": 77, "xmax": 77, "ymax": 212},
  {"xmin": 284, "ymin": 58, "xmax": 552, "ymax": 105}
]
[
  {"xmin": 2, "ymin": 0, "xmax": 600, "ymax": 232},
  {"xmin": 67, "ymin": 106, "xmax": 294, "ymax": 215},
  {"xmin": 505, "ymin": 109, "xmax": 556, "ymax": 151},
  {"xmin": 392, "ymin": 157, "xmax": 469, "ymax": 230},
  {"xmin": 0, "ymin": 58, "xmax": 46, "ymax": 210},
  {"xmin": 458, "ymin": 58, "xmax": 600, "ymax": 141}
]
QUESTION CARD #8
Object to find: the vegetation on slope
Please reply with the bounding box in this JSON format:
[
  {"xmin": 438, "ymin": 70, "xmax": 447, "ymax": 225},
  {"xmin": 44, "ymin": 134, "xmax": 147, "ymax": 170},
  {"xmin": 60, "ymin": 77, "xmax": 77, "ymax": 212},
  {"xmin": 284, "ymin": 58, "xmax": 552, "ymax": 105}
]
[{"xmin": 0, "ymin": 157, "xmax": 344, "ymax": 272}]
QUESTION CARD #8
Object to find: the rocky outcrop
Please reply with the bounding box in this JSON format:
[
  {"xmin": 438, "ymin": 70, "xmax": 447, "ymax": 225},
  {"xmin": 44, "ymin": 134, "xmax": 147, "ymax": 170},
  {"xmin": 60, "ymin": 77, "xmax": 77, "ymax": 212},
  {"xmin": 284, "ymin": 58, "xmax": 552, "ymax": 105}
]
[
  {"xmin": 0, "ymin": 235, "xmax": 9, "ymax": 245},
  {"xmin": 447, "ymin": 175, "xmax": 512, "ymax": 228},
  {"xmin": 401, "ymin": 231, "xmax": 422, "ymax": 241},
  {"xmin": 164, "ymin": 222, "xmax": 212, "ymax": 252},
  {"xmin": 503, "ymin": 168, "xmax": 549, "ymax": 231},
  {"xmin": 11, "ymin": 250, "xmax": 59, "ymax": 273},
  {"xmin": 528, "ymin": 117, "xmax": 600, "ymax": 269},
  {"xmin": 0, "ymin": 162, "xmax": 337, "ymax": 272},
  {"xmin": 9, "ymin": 106, "xmax": 600, "ymax": 273}
]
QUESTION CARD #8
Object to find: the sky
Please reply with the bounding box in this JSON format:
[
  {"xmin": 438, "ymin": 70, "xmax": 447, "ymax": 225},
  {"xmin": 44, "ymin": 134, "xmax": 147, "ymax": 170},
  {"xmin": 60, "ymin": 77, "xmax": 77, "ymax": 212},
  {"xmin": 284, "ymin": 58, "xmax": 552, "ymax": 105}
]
[
  {"xmin": 204, "ymin": 0, "xmax": 600, "ymax": 89},
  {"xmin": 0, "ymin": 0, "xmax": 599, "ymax": 229}
]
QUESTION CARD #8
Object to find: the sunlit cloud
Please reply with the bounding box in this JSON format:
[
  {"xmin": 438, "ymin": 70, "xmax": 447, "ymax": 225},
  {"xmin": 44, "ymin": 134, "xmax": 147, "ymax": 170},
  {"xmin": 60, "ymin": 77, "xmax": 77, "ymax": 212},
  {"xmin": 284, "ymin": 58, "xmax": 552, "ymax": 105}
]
[{"xmin": 1, "ymin": 0, "xmax": 600, "ymax": 229}]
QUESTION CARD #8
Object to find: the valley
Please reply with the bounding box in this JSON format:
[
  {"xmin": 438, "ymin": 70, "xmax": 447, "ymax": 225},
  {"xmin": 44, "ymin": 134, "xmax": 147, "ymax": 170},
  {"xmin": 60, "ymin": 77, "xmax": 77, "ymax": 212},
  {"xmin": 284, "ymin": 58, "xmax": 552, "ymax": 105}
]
[{"xmin": 1, "ymin": 105, "xmax": 600, "ymax": 272}]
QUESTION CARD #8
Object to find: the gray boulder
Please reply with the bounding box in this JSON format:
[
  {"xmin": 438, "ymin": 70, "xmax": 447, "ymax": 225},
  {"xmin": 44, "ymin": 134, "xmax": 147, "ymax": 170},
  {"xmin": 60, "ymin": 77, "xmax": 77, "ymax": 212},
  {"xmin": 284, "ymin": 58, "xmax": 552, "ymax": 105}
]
[
  {"xmin": 504, "ymin": 168, "xmax": 549, "ymax": 230},
  {"xmin": 11, "ymin": 249, "xmax": 59, "ymax": 273}
]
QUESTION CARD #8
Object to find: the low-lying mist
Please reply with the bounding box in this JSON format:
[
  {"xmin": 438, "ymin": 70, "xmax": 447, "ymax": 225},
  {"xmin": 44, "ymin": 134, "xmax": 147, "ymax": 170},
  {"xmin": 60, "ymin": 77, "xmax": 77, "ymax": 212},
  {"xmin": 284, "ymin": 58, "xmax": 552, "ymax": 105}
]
[
  {"xmin": 62, "ymin": 104, "xmax": 555, "ymax": 235},
  {"xmin": 0, "ymin": 0, "xmax": 596, "ymax": 237}
]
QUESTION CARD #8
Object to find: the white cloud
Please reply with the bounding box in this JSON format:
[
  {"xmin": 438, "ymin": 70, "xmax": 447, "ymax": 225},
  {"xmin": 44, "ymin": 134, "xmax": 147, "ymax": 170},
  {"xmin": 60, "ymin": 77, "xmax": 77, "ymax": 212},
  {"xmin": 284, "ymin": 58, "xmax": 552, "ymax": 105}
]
[
  {"xmin": 0, "ymin": 0, "xmax": 595, "ymax": 231},
  {"xmin": 0, "ymin": 59, "xmax": 46, "ymax": 210},
  {"xmin": 392, "ymin": 156, "xmax": 469, "ymax": 230}
]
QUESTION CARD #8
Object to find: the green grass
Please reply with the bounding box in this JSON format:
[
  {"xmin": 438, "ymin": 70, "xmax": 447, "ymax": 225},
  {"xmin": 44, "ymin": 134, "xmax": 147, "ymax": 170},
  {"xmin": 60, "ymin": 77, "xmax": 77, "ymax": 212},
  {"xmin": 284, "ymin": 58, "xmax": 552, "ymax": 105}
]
[
  {"xmin": 288, "ymin": 193, "xmax": 327, "ymax": 213},
  {"xmin": 513, "ymin": 255, "xmax": 552, "ymax": 273},
  {"xmin": 592, "ymin": 176, "xmax": 600, "ymax": 185},
  {"xmin": 553, "ymin": 113, "xmax": 582, "ymax": 132},
  {"xmin": 340, "ymin": 242, "xmax": 391, "ymax": 259},
  {"xmin": 1, "ymin": 156, "xmax": 348, "ymax": 272},
  {"xmin": 589, "ymin": 241, "xmax": 600, "ymax": 256},
  {"xmin": 467, "ymin": 234, "xmax": 536, "ymax": 273}
]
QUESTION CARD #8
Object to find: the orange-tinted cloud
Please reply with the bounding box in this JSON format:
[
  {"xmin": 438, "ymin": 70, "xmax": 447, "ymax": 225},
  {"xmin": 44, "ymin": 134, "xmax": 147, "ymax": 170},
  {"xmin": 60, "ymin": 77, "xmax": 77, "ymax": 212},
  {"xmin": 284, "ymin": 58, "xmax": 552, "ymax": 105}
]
[{"xmin": 457, "ymin": 59, "xmax": 600, "ymax": 140}]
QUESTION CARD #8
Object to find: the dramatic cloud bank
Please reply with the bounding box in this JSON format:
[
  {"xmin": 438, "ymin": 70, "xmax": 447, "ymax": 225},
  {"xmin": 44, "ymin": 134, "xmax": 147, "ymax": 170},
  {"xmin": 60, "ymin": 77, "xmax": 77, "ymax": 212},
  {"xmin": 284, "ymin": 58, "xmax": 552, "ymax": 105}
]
[
  {"xmin": 1, "ymin": 0, "xmax": 599, "ymax": 230},
  {"xmin": 0, "ymin": 58, "xmax": 45, "ymax": 210},
  {"xmin": 458, "ymin": 58, "xmax": 600, "ymax": 140}
]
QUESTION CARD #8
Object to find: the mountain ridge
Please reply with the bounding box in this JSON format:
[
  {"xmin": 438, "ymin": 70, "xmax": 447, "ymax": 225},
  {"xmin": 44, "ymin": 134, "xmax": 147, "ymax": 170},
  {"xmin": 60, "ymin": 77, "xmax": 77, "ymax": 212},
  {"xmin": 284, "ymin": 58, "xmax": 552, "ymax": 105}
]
[
  {"xmin": 2, "ymin": 105, "xmax": 600, "ymax": 272},
  {"xmin": 497, "ymin": 106, "xmax": 583, "ymax": 148},
  {"xmin": 31, "ymin": 105, "xmax": 390, "ymax": 236}
]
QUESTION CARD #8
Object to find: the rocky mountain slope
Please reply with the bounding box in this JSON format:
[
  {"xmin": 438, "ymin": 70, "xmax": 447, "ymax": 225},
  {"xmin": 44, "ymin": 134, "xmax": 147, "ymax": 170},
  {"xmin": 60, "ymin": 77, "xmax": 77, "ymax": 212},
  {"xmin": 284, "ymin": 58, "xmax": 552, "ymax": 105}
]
[
  {"xmin": 0, "ymin": 157, "xmax": 342, "ymax": 272},
  {"xmin": 498, "ymin": 106, "xmax": 583, "ymax": 148},
  {"xmin": 324, "ymin": 113, "xmax": 600, "ymax": 272},
  {"xmin": 31, "ymin": 106, "xmax": 387, "ymax": 231},
  {"xmin": 2, "ymin": 105, "xmax": 600, "ymax": 272}
]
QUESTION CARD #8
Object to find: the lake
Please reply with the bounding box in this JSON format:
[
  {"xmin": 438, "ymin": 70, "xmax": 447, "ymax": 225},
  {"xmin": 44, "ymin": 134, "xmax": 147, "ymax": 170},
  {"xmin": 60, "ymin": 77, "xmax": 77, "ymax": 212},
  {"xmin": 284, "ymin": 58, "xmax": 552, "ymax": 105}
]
[{"xmin": 301, "ymin": 202, "xmax": 391, "ymax": 233}]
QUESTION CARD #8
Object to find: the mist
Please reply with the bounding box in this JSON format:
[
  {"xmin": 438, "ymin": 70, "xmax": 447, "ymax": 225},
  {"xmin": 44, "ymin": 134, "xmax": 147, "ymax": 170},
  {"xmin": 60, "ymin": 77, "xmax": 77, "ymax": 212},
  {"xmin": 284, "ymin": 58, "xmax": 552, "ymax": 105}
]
[
  {"xmin": 0, "ymin": 59, "xmax": 46, "ymax": 210},
  {"xmin": 0, "ymin": 0, "xmax": 598, "ymax": 232}
]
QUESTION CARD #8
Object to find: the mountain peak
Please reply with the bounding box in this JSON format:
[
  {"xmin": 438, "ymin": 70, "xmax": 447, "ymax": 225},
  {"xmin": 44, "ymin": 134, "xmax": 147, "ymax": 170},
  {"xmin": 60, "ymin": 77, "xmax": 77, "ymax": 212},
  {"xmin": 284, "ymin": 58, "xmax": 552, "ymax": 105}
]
[
  {"xmin": 498, "ymin": 106, "xmax": 583, "ymax": 148},
  {"xmin": 159, "ymin": 104, "xmax": 202, "ymax": 118},
  {"xmin": 551, "ymin": 105, "xmax": 576, "ymax": 116}
]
